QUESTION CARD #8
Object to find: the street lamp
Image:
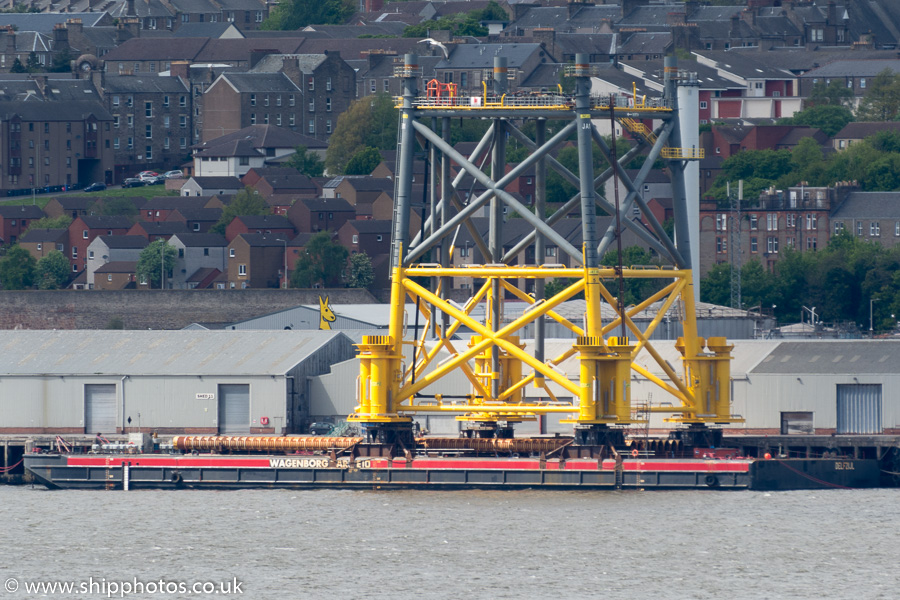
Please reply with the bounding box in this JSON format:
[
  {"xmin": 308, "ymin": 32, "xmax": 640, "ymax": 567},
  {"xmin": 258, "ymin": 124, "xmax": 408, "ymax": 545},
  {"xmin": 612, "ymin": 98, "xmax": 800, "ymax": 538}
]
[
  {"xmin": 870, "ymin": 297, "xmax": 878, "ymax": 338},
  {"xmin": 276, "ymin": 238, "xmax": 287, "ymax": 288}
]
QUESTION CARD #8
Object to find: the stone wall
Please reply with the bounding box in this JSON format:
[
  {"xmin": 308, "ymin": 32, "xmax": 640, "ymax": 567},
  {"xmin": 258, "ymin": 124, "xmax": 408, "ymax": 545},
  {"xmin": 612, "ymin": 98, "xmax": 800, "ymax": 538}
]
[{"xmin": 0, "ymin": 289, "xmax": 378, "ymax": 330}]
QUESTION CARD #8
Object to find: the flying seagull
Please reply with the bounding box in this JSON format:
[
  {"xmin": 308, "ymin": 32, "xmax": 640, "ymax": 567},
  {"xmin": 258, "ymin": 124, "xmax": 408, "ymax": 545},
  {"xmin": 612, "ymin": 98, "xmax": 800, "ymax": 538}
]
[{"xmin": 418, "ymin": 38, "xmax": 449, "ymax": 60}]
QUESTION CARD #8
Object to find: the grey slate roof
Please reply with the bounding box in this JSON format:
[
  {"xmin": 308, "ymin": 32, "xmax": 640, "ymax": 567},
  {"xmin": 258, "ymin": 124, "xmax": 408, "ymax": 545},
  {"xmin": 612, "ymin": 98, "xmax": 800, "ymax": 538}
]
[
  {"xmin": 18, "ymin": 228, "xmax": 67, "ymax": 243},
  {"xmin": 437, "ymin": 43, "xmax": 547, "ymax": 69},
  {"xmin": 173, "ymin": 23, "xmax": 242, "ymax": 39},
  {"xmin": 171, "ymin": 233, "xmax": 227, "ymax": 247},
  {"xmin": 195, "ymin": 125, "xmax": 325, "ymax": 156},
  {"xmin": 189, "ymin": 176, "xmax": 243, "ymax": 188},
  {"xmin": 135, "ymin": 222, "xmax": 192, "ymax": 235},
  {"xmin": 834, "ymin": 122, "xmax": 900, "ymax": 139},
  {"xmin": 101, "ymin": 38, "xmax": 209, "ymax": 62},
  {"xmin": 95, "ymin": 261, "xmax": 138, "ymax": 273},
  {"xmin": 102, "ymin": 75, "xmax": 190, "ymax": 94},
  {"xmin": 80, "ymin": 215, "xmax": 134, "ymax": 229},
  {"xmin": 97, "ymin": 235, "xmax": 149, "ymax": 249},
  {"xmin": 750, "ymin": 341, "xmax": 900, "ymax": 374},
  {"xmin": 0, "ymin": 205, "xmax": 45, "ymax": 219},
  {"xmin": 344, "ymin": 219, "xmax": 392, "ymax": 234},
  {"xmin": 0, "ymin": 12, "xmax": 106, "ymax": 33},
  {"xmin": 831, "ymin": 192, "xmax": 900, "ymax": 219},
  {"xmin": 694, "ymin": 50, "xmax": 795, "ymax": 80},
  {"xmin": 302, "ymin": 197, "xmax": 353, "ymax": 212},
  {"xmin": 249, "ymin": 53, "xmax": 327, "ymax": 74},
  {"xmin": 236, "ymin": 232, "xmax": 292, "ymax": 246},
  {"xmin": 218, "ymin": 72, "xmax": 300, "ymax": 93},
  {"xmin": 141, "ymin": 197, "xmax": 211, "ymax": 210},
  {"xmin": 801, "ymin": 59, "xmax": 900, "ymax": 78},
  {"xmin": 0, "ymin": 330, "xmax": 349, "ymax": 376},
  {"xmin": 235, "ymin": 214, "xmax": 293, "ymax": 228}
]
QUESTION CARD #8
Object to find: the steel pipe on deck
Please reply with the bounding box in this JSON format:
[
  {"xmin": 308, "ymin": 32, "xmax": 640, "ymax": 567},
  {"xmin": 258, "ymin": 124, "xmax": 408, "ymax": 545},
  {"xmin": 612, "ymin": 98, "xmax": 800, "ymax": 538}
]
[
  {"xmin": 172, "ymin": 435, "xmax": 571, "ymax": 455},
  {"xmin": 172, "ymin": 436, "xmax": 364, "ymax": 452}
]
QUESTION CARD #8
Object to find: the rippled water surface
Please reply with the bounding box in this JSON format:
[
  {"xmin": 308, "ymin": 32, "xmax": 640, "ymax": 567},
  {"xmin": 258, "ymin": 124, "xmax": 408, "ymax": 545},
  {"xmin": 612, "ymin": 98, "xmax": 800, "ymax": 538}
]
[{"xmin": 1, "ymin": 486, "xmax": 897, "ymax": 599}]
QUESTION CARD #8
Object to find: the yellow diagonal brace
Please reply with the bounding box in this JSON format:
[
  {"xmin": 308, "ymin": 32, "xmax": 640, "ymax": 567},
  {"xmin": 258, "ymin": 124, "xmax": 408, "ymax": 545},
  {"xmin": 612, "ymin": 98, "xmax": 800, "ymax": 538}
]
[
  {"xmin": 396, "ymin": 336, "xmax": 494, "ymax": 404},
  {"xmin": 402, "ymin": 278, "xmax": 582, "ymax": 397},
  {"xmin": 499, "ymin": 279, "xmax": 584, "ymax": 336},
  {"xmin": 497, "ymin": 370, "xmax": 533, "ymax": 401},
  {"xmin": 631, "ymin": 363, "xmax": 688, "ymax": 402}
]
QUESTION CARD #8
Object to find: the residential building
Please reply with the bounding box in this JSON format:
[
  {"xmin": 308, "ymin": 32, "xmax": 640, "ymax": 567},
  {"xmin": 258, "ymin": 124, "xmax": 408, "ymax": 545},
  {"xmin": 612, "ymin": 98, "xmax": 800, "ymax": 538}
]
[
  {"xmin": 86, "ymin": 235, "xmax": 148, "ymax": 288},
  {"xmin": 168, "ymin": 232, "xmax": 227, "ymax": 289},
  {"xmin": 0, "ymin": 205, "xmax": 45, "ymax": 245},
  {"xmin": 226, "ymin": 233, "xmax": 287, "ymax": 289},
  {"xmin": 286, "ymin": 197, "xmax": 354, "ymax": 233},
  {"xmin": 191, "ymin": 125, "xmax": 319, "ymax": 177},
  {"xmin": 67, "ymin": 215, "xmax": 134, "ymax": 274},
  {"xmin": 224, "ymin": 215, "xmax": 295, "ymax": 243},
  {"xmin": 18, "ymin": 228, "xmax": 68, "ymax": 261}
]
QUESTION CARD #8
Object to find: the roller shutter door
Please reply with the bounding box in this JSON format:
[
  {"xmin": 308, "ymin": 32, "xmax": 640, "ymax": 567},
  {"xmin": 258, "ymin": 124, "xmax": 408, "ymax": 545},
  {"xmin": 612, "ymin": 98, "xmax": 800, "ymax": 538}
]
[
  {"xmin": 85, "ymin": 384, "xmax": 117, "ymax": 435},
  {"xmin": 836, "ymin": 384, "xmax": 882, "ymax": 434},
  {"xmin": 218, "ymin": 384, "xmax": 250, "ymax": 434}
]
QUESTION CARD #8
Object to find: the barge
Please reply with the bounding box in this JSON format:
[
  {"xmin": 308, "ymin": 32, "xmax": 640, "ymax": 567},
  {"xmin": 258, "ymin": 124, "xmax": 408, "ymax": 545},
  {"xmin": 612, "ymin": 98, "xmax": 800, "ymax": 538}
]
[{"xmin": 23, "ymin": 434, "xmax": 895, "ymax": 491}]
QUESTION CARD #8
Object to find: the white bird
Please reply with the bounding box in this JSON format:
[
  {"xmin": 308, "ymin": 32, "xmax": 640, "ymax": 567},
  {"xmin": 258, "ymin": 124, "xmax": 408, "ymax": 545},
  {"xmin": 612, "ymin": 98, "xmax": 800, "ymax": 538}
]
[{"xmin": 418, "ymin": 38, "xmax": 449, "ymax": 60}]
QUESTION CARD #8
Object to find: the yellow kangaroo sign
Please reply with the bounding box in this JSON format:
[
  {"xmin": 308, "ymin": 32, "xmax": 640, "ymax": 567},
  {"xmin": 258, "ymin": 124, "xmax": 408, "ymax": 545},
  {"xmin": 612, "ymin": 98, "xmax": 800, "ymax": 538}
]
[{"xmin": 318, "ymin": 295, "xmax": 336, "ymax": 330}]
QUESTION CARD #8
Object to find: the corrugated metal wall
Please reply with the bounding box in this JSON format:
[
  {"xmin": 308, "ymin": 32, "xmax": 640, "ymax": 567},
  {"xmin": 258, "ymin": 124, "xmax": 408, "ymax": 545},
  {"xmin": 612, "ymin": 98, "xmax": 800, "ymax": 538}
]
[{"xmin": 836, "ymin": 384, "xmax": 882, "ymax": 434}]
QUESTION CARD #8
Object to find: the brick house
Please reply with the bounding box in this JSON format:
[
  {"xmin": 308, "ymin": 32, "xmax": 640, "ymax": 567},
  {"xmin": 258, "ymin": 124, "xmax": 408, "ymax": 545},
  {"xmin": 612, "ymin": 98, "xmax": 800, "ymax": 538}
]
[
  {"xmin": 168, "ymin": 232, "xmax": 228, "ymax": 289},
  {"xmin": 127, "ymin": 221, "xmax": 192, "ymax": 241},
  {"xmin": 165, "ymin": 206, "xmax": 224, "ymax": 233},
  {"xmin": 18, "ymin": 228, "xmax": 68, "ymax": 261},
  {"xmin": 94, "ymin": 261, "xmax": 138, "ymax": 290},
  {"xmin": 287, "ymin": 197, "xmax": 354, "ymax": 233},
  {"xmin": 42, "ymin": 196, "xmax": 98, "ymax": 220},
  {"xmin": 67, "ymin": 215, "xmax": 134, "ymax": 274},
  {"xmin": 225, "ymin": 233, "xmax": 286, "ymax": 289},
  {"xmin": 0, "ymin": 205, "xmax": 45, "ymax": 245},
  {"xmin": 224, "ymin": 214, "xmax": 295, "ymax": 243},
  {"xmin": 139, "ymin": 196, "xmax": 215, "ymax": 222},
  {"xmin": 830, "ymin": 192, "xmax": 900, "ymax": 250}
]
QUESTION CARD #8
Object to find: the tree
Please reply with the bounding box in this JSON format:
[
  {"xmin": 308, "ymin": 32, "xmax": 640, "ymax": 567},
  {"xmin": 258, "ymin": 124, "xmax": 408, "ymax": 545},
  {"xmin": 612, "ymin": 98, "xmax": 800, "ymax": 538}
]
[
  {"xmin": 402, "ymin": 9, "xmax": 488, "ymax": 38},
  {"xmin": 136, "ymin": 239, "xmax": 177, "ymax": 289},
  {"xmin": 0, "ymin": 246, "xmax": 37, "ymax": 289},
  {"xmin": 344, "ymin": 146, "xmax": 382, "ymax": 175},
  {"xmin": 807, "ymin": 79, "xmax": 854, "ymax": 108},
  {"xmin": 25, "ymin": 51, "xmax": 42, "ymax": 73},
  {"xmin": 49, "ymin": 48, "xmax": 73, "ymax": 73},
  {"xmin": 261, "ymin": 0, "xmax": 354, "ymax": 31},
  {"xmin": 285, "ymin": 145, "xmax": 325, "ymax": 177},
  {"xmin": 856, "ymin": 68, "xmax": 900, "ymax": 121},
  {"xmin": 780, "ymin": 104, "xmax": 853, "ymax": 137},
  {"xmin": 210, "ymin": 187, "xmax": 270, "ymax": 235},
  {"xmin": 35, "ymin": 250, "xmax": 70, "ymax": 289},
  {"xmin": 347, "ymin": 252, "xmax": 375, "ymax": 288},
  {"xmin": 23, "ymin": 214, "xmax": 73, "ymax": 235},
  {"xmin": 99, "ymin": 197, "xmax": 139, "ymax": 218},
  {"xmin": 9, "ymin": 57, "xmax": 25, "ymax": 73},
  {"xmin": 600, "ymin": 246, "xmax": 667, "ymax": 306},
  {"xmin": 290, "ymin": 232, "xmax": 348, "ymax": 288},
  {"xmin": 325, "ymin": 93, "xmax": 398, "ymax": 174}
]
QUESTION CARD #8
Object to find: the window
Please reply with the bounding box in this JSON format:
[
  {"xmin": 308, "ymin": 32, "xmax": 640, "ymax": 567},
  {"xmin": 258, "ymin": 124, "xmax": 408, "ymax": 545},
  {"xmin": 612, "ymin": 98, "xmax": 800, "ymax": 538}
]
[
  {"xmin": 276, "ymin": 114, "xmax": 282, "ymax": 126},
  {"xmin": 127, "ymin": 115, "xmax": 134, "ymax": 129},
  {"xmin": 264, "ymin": 95, "xmax": 269, "ymax": 107},
  {"xmin": 146, "ymin": 146, "xmax": 152, "ymax": 160},
  {"xmin": 112, "ymin": 96, "xmax": 120, "ymax": 107},
  {"xmin": 767, "ymin": 236, "xmax": 779, "ymax": 253},
  {"xmin": 179, "ymin": 96, "xmax": 187, "ymax": 108},
  {"xmin": 857, "ymin": 221, "xmax": 863, "ymax": 236},
  {"xmin": 113, "ymin": 116, "xmax": 120, "ymax": 129},
  {"xmin": 126, "ymin": 96, "xmax": 133, "ymax": 108},
  {"xmin": 289, "ymin": 115, "xmax": 295, "ymax": 126},
  {"xmin": 766, "ymin": 213, "xmax": 778, "ymax": 231},
  {"xmin": 309, "ymin": 99, "xmax": 315, "ymax": 112},
  {"xmin": 870, "ymin": 222, "xmax": 880, "ymax": 236},
  {"xmin": 250, "ymin": 94, "xmax": 256, "ymax": 107},
  {"xmin": 180, "ymin": 137, "xmax": 187, "ymax": 149},
  {"xmin": 749, "ymin": 214, "xmax": 758, "ymax": 230},
  {"xmin": 145, "ymin": 101, "xmax": 152, "ymax": 118},
  {"xmin": 786, "ymin": 214, "xmax": 796, "ymax": 228},
  {"xmin": 164, "ymin": 137, "xmax": 170, "ymax": 150},
  {"xmin": 239, "ymin": 156, "xmax": 249, "ymax": 166},
  {"xmin": 182, "ymin": 13, "xmax": 189, "ymax": 22},
  {"xmin": 750, "ymin": 237, "xmax": 758, "ymax": 253},
  {"xmin": 256, "ymin": 11, "xmax": 263, "ymax": 22},
  {"xmin": 376, "ymin": 235, "xmax": 383, "ymax": 242},
  {"xmin": 716, "ymin": 237, "xmax": 726, "ymax": 254},
  {"xmin": 861, "ymin": 78, "xmax": 867, "ymax": 89},
  {"xmin": 806, "ymin": 213, "xmax": 817, "ymax": 230},
  {"xmin": 250, "ymin": 114, "xmax": 256, "ymax": 125},
  {"xmin": 308, "ymin": 120, "xmax": 314, "ymax": 134},
  {"xmin": 834, "ymin": 221, "xmax": 844, "ymax": 234},
  {"xmin": 264, "ymin": 114, "xmax": 269, "ymax": 125},
  {"xmin": 179, "ymin": 115, "xmax": 187, "ymax": 128},
  {"xmin": 786, "ymin": 236, "xmax": 795, "ymax": 248},
  {"xmin": 229, "ymin": 248, "xmax": 235, "ymax": 257},
  {"xmin": 896, "ymin": 222, "xmax": 900, "ymax": 237},
  {"xmin": 72, "ymin": 246, "xmax": 79, "ymax": 258},
  {"xmin": 163, "ymin": 95, "xmax": 170, "ymax": 108},
  {"xmin": 326, "ymin": 98, "xmax": 331, "ymax": 112},
  {"xmin": 370, "ymin": 79, "xmax": 376, "ymax": 94},
  {"xmin": 352, "ymin": 234, "xmax": 359, "ymax": 244},
  {"xmin": 716, "ymin": 214, "xmax": 727, "ymax": 231},
  {"xmin": 545, "ymin": 246, "xmax": 556, "ymax": 257},
  {"xmin": 194, "ymin": 223, "xmax": 201, "ymax": 232},
  {"xmin": 146, "ymin": 124, "xmax": 152, "ymax": 139},
  {"xmin": 82, "ymin": 229, "xmax": 89, "ymax": 239},
  {"xmin": 847, "ymin": 79, "xmax": 853, "ymax": 88},
  {"xmin": 164, "ymin": 116, "xmax": 170, "ymax": 129},
  {"xmin": 107, "ymin": 274, "xmax": 113, "ymax": 282},
  {"xmin": 114, "ymin": 137, "xmax": 120, "ymax": 149},
  {"xmin": 238, "ymin": 264, "xmax": 246, "ymax": 275},
  {"xmin": 326, "ymin": 77, "xmax": 332, "ymax": 91},
  {"xmin": 326, "ymin": 120, "xmax": 332, "ymax": 134},
  {"xmin": 289, "ymin": 94, "xmax": 295, "ymax": 107},
  {"xmin": 806, "ymin": 237, "xmax": 817, "ymax": 250},
  {"xmin": 700, "ymin": 101, "xmax": 707, "ymax": 109},
  {"xmin": 276, "ymin": 95, "xmax": 282, "ymax": 107},
  {"xmin": 308, "ymin": 76, "xmax": 314, "ymax": 91}
]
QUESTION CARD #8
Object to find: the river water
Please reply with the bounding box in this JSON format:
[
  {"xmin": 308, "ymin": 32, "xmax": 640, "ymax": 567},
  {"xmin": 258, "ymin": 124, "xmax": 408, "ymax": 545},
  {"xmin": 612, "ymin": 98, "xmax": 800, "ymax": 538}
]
[{"xmin": 1, "ymin": 486, "xmax": 896, "ymax": 599}]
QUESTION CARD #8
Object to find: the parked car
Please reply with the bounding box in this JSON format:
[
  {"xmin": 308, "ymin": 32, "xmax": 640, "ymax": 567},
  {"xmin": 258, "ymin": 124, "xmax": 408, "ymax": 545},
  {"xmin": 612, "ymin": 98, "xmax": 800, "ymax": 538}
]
[
  {"xmin": 122, "ymin": 178, "xmax": 145, "ymax": 188},
  {"xmin": 84, "ymin": 182, "xmax": 107, "ymax": 192},
  {"xmin": 308, "ymin": 422, "xmax": 334, "ymax": 435},
  {"xmin": 137, "ymin": 171, "xmax": 159, "ymax": 183},
  {"xmin": 163, "ymin": 170, "xmax": 184, "ymax": 180},
  {"xmin": 147, "ymin": 175, "xmax": 166, "ymax": 185}
]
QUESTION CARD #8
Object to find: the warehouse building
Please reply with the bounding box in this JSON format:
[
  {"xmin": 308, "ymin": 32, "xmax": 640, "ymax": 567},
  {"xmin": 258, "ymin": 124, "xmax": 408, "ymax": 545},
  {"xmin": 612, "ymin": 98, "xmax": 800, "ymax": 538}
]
[{"xmin": 0, "ymin": 330, "xmax": 355, "ymax": 435}]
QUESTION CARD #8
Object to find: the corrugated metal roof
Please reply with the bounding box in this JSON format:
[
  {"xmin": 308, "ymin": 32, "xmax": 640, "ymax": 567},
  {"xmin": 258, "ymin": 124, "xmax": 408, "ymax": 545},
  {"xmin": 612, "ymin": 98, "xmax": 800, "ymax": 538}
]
[
  {"xmin": 750, "ymin": 340, "xmax": 900, "ymax": 375},
  {"xmin": 0, "ymin": 330, "xmax": 347, "ymax": 376}
]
